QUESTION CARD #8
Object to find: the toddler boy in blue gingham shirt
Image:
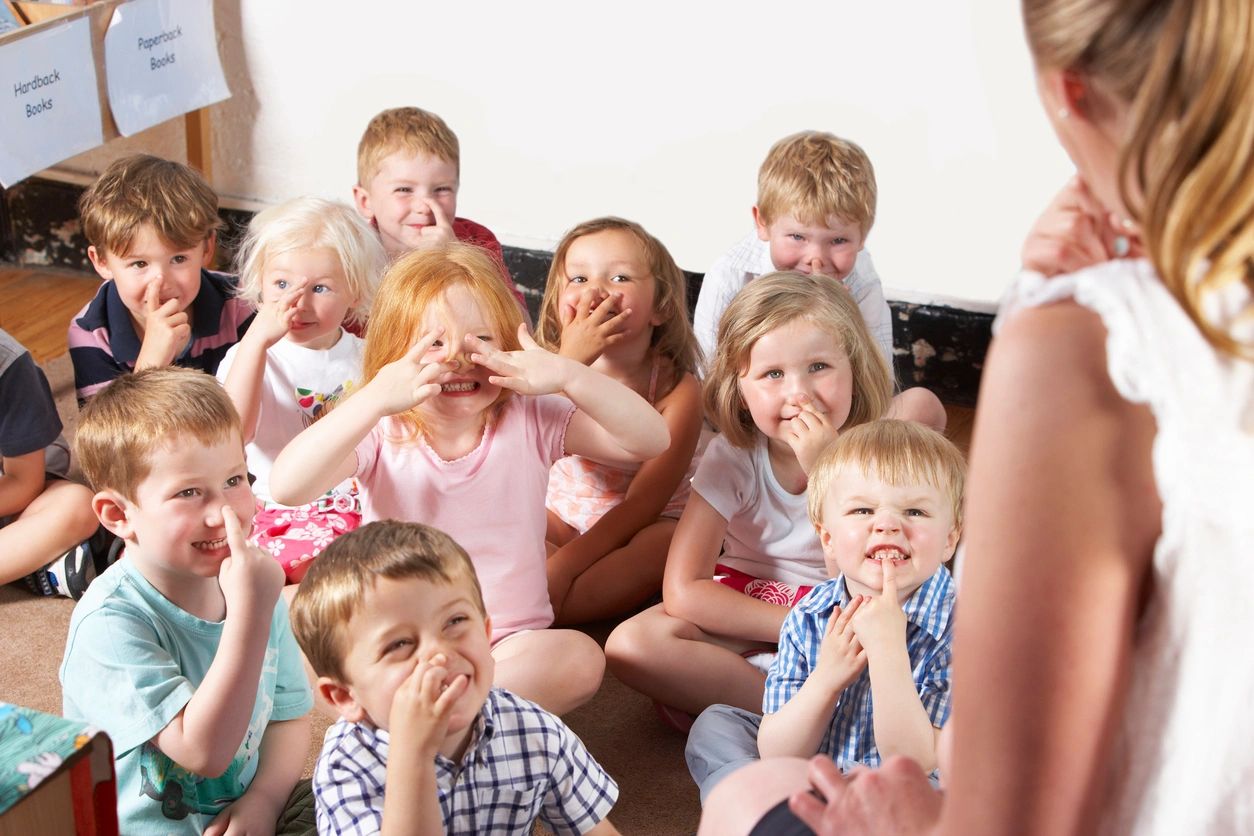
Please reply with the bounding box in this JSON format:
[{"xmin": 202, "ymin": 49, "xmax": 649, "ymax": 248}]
[
  {"xmin": 290, "ymin": 521, "xmax": 619, "ymax": 835},
  {"xmin": 686, "ymin": 420, "xmax": 962, "ymax": 803}
]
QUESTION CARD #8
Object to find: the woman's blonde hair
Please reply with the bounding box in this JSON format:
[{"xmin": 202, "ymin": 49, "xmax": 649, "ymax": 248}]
[
  {"xmin": 703, "ymin": 271, "xmax": 893, "ymax": 449},
  {"xmin": 1024, "ymin": 0, "xmax": 1254, "ymax": 358},
  {"xmin": 536, "ymin": 217, "xmax": 701, "ymax": 389},
  {"xmin": 234, "ymin": 197, "xmax": 386, "ymax": 328},
  {"xmin": 362, "ymin": 243, "xmax": 524, "ymax": 442}
]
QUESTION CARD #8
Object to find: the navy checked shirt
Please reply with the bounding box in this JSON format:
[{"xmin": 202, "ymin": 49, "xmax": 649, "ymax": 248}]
[
  {"xmin": 313, "ymin": 688, "xmax": 618, "ymax": 835},
  {"xmin": 763, "ymin": 567, "xmax": 956, "ymax": 772}
]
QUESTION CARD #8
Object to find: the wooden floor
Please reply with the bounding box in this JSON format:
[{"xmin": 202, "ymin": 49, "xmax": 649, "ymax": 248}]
[{"xmin": 0, "ymin": 266, "xmax": 101, "ymax": 364}]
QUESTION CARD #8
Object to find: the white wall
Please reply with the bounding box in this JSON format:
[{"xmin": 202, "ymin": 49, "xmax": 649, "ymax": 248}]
[{"xmin": 55, "ymin": 0, "xmax": 1074, "ymax": 306}]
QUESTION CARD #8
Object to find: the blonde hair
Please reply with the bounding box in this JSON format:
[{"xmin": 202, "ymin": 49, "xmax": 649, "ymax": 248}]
[
  {"xmin": 807, "ymin": 419, "xmax": 966, "ymax": 531},
  {"xmin": 79, "ymin": 154, "xmax": 223, "ymax": 256},
  {"xmin": 74, "ymin": 368, "xmax": 241, "ymax": 502},
  {"xmin": 289, "ymin": 521, "xmax": 486, "ymax": 684},
  {"xmin": 1023, "ymin": 0, "xmax": 1254, "ymax": 358},
  {"xmin": 704, "ymin": 271, "xmax": 893, "ymax": 449},
  {"xmin": 362, "ymin": 242, "xmax": 523, "ymax": 442},
  {"xmin": 756, "ymin": 131, "xmax": 877, "ymax": 235},
  {"xmin": 537, "ymin": 217, "xmax": 701, "ymax": 384},
  {"xmin": 356, "ymin": 106, "xmax": 460, "ymax": 186},
  {"xmin": 233, "ymin": 197, "xmax": 386, "ymax": 327}
]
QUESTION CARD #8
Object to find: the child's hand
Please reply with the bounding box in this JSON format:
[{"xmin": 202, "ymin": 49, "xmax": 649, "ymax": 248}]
[
  {"xmin": 1021, "ymin": 177, "xmax": 1144, "ymax": 277},
  {"xmin": 470, "ymin": 324, "xmax": 575, "ymax": 396},
  {"xmin": 366, "ymin": 328, "xmax": 450, "ymax": 416},
  {"xmin": 388, "ymin": 652, "xmax": 470, "ymax": 759},
  {"xmin": 783, "ymin": 398, "xmax": 838, "ymax": 474},
  {"xmin": 203, "ymin": 789, "xmax": 281, "ymax": 836},
  {"xmin": 850, "ymin": 558, "xmax": 908, "ymax": 659},
  {"xmin": 558, "ymin": 287, "xmax": 630, "ymax": 365},
  {"xmin": 813, "ymin": 596, "xmax": 868, "ymax": 695},
  {"xmin": 410, "ymin": 199, "xmax": 456, "ymax": 250},
  {"xmin": 248, "ymin": 278, "xmax": 305, "ymax": 348},
  {"xmin": 218, "ymin": 505, "xmax": 284, "ymax": 617},
  {"xmin": 135, "ymin": 279, "xmax": 192, "ymax": 369}
]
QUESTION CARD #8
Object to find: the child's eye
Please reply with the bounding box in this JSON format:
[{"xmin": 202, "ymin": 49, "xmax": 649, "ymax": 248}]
[
  {"xmin": 447, "ymin": 614, "xmax": 469, "ymax": 629},
  {"xmin": 429, "ymin": 339, "xmax": 444, "ymax": 348},
  {"xmin": 172, "ymin": 255, "xmax": 188, "ymax": 264},
  {"xmin": 274, "ymin": 279, "xmax": 289, "ymax": 290},
  {"xmin": 850, "ymin": 507, "xmax": 873, "ymax": 515},
  {"xmin": 764, "ymin": 369, "xmax": 784, "ymax": 380},
  {"xmin": 312, "ymin": 284, "xmax": 328, "ymax": 294},
  {"xmin": 129, "ymin": 260, "xmax": 147, "ymax": 269},
  {"xmin": 394, "ymin": 186, "xmax": 412, "ymax": 194},
  {"xmin": 610, "ymin": 274, "xmax": 630, "ymax": 283},
  {"xmin": 788, "ymin": 234, "xmax": 805, "ymax": 242},
  {"xmin": 568, "ymin": 275, "xmax": 587, "ymax": 284},
  {"xmin": 435, "ymin": 186, "xmax": 454, "ymax": 194},
  {"xmin": 906, "ymin": 508, "xmax": 927, "ymax": 517},
  {"xmin": 831, "ymin": 238, "xmax": 849, "ymax": 246},
  {"xmin": 175, "ymin": 488, "xmax": 200, "ymax": 499},
  {"xmin": 476, "ymin": 335, "xmax": 493, "ymax": 343},
  {"xmin": 383, "ymin": 638, "xmax": 413, "ymax": 655},
  {"xmin": 808, "ymin": 362, "xmax": 829, "ymax": 373},
  {"xmin": 225, "ymin": 475, "xmax": 245, "ymax": 489}
]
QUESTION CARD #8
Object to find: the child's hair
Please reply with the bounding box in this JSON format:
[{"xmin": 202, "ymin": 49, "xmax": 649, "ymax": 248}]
[
  {"xmin": 74, "ymin": 367, "xmax": 241, "ymax": 501},
  {"xmin": 536, "ymin": 216, "xmax": 701, "ymax": 378},
  {"xmin": 362, "ymin": 242, "xmax": 523, "ymax": 441},
  {"xmin": 756, "ymin": 131, "xmax": 877, "ymax": 236},
  {"xmin": 356, "ymin": 106, "xmax": 460, "ymax": 186},
  {"xmin": 78, "ymin": 154, "xmax": 223, "ymax": 257},
  {"xmin": 704, "ymin": 271, "xmax": 892, "ymax": 449},
  {"xmin": 807, "ymin": 419, "xmax": 966, "ymax": 531},
  {"xmin": 1023, "ymin": 0, "xmax": 1254, "ymax": 360},
  {"xmin": 289, "ymin": 521, "xmax": 486, "ymax": 683},
  {"xmin": 233, "ymin": 196, "xmax": 386, "ymax": 326}
]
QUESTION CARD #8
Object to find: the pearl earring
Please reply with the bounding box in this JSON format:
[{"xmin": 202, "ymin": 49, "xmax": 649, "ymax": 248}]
[{"xmin": 1057, "ymin": 107, "xmax": 1070, "ymax": 120}]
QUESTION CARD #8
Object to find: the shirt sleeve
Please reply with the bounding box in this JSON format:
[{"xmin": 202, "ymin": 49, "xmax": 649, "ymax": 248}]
[
  {"xmin": 312, "ymin": 731, "xmax": 387, "ymax": 835},
  {"xmin": 532, "ymin": 394, "xmax": 578, "ymax": 467},
  {"xmin": 914, "ymin": 639, "xmax": 953, "ymax": 728},
  {"xmin": 763, "ymin": 604, "xmax": 819, "ymax": 714},
  {"xmin": 693, "ymin": 253, "xmax": 746, "ymax": 366},
  {"xmin": 214, "ymin": 341, "xmax": 239, "ymax": 385},
  {"xmin": 689, "ymin": 434, "xmax": 753, "ymax": 524},
  {"xmin": 845, "ymin": 250, "xmax": 895, "ymax": 373},
  {"xmin": 68, "ymin": 322, "xmax": 130, "ymax": 407},
  {"xmin": 269, "ymin": 599, "xmax": 314, "ymax": 721},
  {"xmin": 60, "ymin": 605, "xmax": 197, "ymax": 755},
  {"xmin": 0, "ymin": 348, "xmax": 62, "ymax": 458},
  {"xmin": 539, "ymin": 718, "xmax": 619, "ymax": 835}
]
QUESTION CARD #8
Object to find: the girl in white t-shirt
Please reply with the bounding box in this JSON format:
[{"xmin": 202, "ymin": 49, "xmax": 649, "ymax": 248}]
[
  {"xmin": 218, "ymin": 197, "xmax": 385, "ymax": 585},
  {"xmin": 269, "ymin": 242, "xmax": 669, "ymax": 715},
  {"xmin": 606, "ymin": 271, "xmax": 893, "ymax": 729}
]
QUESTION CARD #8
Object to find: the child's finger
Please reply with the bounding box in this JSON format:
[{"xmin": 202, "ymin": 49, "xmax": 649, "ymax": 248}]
[
  {"xmin": 516, "ymin": 322, "xmax": 541, "ymax": 351},
  {"xmin": 144, "ymin": 280, "xmax": 162, "ymax": 313},
  {"xmin": 222, "ymin": 505, "xmax": 248, "ymax": 555},
  {"xmin": 433, "ymin": 673, "xmax": 470, "ymax": 714},
  {"xmin": 824, "ymin": 605, "xmax": 844, "ymax": 636},
  {"xmin": 405, "ymin": 327, "xmax": 445, "ymax": 362},
  {"xmin": 881, "ymin": 556, "xmax": 898, "ymax": 599},
  {"xmin": 426, "ymin": 198, "xmax": 453, "ymax": 230}
]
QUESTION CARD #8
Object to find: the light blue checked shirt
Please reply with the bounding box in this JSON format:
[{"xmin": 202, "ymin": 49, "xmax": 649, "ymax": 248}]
[{"xmin": 763, "ymin": 566, "xmax": 956, "ymax": 771}]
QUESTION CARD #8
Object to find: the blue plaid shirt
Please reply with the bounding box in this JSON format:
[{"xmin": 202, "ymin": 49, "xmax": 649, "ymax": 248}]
[
  {"xmin": 313, "ymin": 688, "xmax": 617, "ymax": 835},
  {"xmin": 763, "ymin": 567, "xmax": 956, "ymax": 771}
]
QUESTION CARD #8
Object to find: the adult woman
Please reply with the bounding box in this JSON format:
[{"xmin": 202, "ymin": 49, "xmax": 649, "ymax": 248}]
[{"xmin": 701, "ymin": 0, "xmax": 1254, "ymax": 832}]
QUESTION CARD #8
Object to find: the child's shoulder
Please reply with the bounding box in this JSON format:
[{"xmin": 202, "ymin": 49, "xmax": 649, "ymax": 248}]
[
  {"xmin": 452, "ymin": 216, "xmax": 501, "ymax": 248},
  {"xmin": 708, "ymin": 232, "xmax": 771, "ymax": 276}
]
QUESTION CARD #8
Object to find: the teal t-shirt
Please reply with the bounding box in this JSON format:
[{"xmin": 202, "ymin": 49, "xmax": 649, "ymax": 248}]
[{"xmin": 59, "ymin": 559, "xmax": 313, "ymax": 834}]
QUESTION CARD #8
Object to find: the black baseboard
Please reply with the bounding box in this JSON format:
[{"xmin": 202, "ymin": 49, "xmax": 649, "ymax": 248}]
[{"xmin": 1, "ymin": 176, "xmax": 993, "ymax": 406}]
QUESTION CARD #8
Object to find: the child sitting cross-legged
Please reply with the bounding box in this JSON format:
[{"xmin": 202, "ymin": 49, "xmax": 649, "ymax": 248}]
[
  {"xmin": 290, "ymin": 520, "xmax": 621, "ymax": 836},
  {"xmin": 60, "ymin": 367, "xmax": 313, "ymax": 834},
  {"xmin": 690, "ymin": 419, "xmax": 961, "ymax": 834}
]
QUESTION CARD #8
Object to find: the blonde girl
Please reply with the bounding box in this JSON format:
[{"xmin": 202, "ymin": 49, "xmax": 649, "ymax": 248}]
[
  {"xmin": 217, "ymin": 197, "xmax": 386, "ymax": 584},
  {"xmin": 606, "ymin": 271, "xmax": 892, "ymax": 726},
  {"xmin": 270, "ymin": 242, "xmax": 669, "ymax": 715},
  {"xmin": 537, "ymin": 217, "xmax": 703, "ymax": 624}
]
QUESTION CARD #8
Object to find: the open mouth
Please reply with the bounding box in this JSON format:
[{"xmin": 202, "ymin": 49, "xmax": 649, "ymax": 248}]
[
  {"xmin": 441, "ymin": 381, "xmax": 480, "ymax": 394},
  {"xmin": 193, "ymin": 537, "xmax": 228, "ymax": 553},
  {"xmin": 867, "ymin": 547, "xmax": 910, "ymax": 564}
]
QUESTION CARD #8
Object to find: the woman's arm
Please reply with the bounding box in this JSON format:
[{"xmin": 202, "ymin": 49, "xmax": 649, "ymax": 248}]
[
  {"xmin": 662, "ymin": 493, "xmax": 791, "ymax": 644},
  {"xmin": 939, "ymin": 302, "xmax": 1160, "ymax": 836}
]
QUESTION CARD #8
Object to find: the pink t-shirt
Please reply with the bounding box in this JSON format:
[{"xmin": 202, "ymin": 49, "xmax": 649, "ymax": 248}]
[{"xmin": 353, "ymin": 394, "xmax": 576, "ymax": 641}]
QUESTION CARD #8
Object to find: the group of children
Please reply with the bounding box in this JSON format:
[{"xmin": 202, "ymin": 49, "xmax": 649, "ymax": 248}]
[{"xmin": 4, "ymin": 104, "xmax": 966, "ymax": 834}]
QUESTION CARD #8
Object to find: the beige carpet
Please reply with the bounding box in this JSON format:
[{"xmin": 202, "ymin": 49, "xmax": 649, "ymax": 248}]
[{"xmin": 0, "ymin": 353, "xmax": 701, "ymax": 834}]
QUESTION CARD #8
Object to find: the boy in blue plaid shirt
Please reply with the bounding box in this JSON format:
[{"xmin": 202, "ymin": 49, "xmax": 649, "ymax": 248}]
[
  {"xmin": 686, "ymin": 420, "xmax": 960, "ymax": 825},
  {"xmin": 290, "ymin": 521, "xmax": 620, "ymax": 836}
]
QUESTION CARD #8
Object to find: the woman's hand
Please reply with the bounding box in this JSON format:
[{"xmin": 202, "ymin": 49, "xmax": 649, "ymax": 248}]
[
  {"xmin": 471, "ymin": 324, "xmax": 576, "ymax": 396},
  {"xmin": 1021, "ymin": 177, "xmax": 1143, "ymax": 277}
]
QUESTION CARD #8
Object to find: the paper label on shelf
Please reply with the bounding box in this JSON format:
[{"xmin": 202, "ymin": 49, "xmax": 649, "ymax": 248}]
[
  {"xmin": 104, "ymin": 0, "xmax": 229, "ymax": 137},
  {"xmin": 0, "ymin": 18, "xmax": 103, "ymax": 187}
]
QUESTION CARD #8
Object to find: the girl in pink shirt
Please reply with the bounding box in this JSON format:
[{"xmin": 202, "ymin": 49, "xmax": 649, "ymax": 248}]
[{"xmin": 270, "ymin": 242, "xmax": 669, "ymax": 716}]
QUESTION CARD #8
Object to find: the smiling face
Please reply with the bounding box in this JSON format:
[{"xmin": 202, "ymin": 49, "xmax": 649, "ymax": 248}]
[
  {"xmin": 738, "ymin": 318, "xmax": 854, "ymax": 450},
  {"xmin": 87, "ymin": 222, "xmax": 210, "ymax": 334},
  {"xmin": 109, "ymin": 430, "xmax": 256, "ymax": 582},
  {"xmin": 818, "ymin": 468, "xmax": 959, "ymax": 601},
  {"xmin": 754, "ymin": 210, "xmax": 864, "ymax": 281},
  {"xmin": 560, "ymin": 228, "xmax": 660, "ymax": 346},
  {"xmin": 354, "ymin": 151, "xmax": 460, "ymax": 257},
  {"xmin": 330, "ymin": 574, "xmax": 494, "ymax": 750},
  {"xmin": 418, "ymin": 282, "xmax": 504, "ymax": 420},
  {"xmin": 260, "ymin": 246, "xmax": 356, "ymax": 350}
]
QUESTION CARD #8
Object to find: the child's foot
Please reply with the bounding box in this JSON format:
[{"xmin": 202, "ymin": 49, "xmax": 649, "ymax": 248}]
[
  {"xmin": 22, "ymin": 527, "xmax": 114, "ymax": 600},
  {"xmin": 653, "ymin": 700, "xmax": 697, "ymax": 734}
]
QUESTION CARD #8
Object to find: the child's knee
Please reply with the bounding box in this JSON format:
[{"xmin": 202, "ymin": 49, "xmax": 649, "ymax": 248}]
[{"xmin": 891, "ymin": 387, "xmax": 947, "ymax": 431}]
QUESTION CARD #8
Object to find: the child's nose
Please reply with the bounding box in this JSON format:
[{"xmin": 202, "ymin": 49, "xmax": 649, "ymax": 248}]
[{"xmin": 873, "ymin": 510, "xmax": 902, "ymax": 532}]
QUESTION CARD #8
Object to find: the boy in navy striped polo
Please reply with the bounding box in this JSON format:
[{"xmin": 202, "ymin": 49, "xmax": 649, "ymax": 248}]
[
  {"xmin": 686, "ymin": 420, "xmax": 961, "ymax": 817},
  {"xmin": 290, "ymin": 522, "xmax": 621, "ymax": 836},
  {"xmin": 69, "ymin": 154, "xmax": 254, "ymax": 406}
]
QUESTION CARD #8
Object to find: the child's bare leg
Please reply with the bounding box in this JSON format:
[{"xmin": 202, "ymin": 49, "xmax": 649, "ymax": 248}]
[
  {"xmin": 493, "ymin": 628, "xmax": 604, "ymax": 715},
  {"xmin": 0, "ymin": 480, "xmax": 98, "ymax": 585},
  {"xmin": 605, "ymin": 603, "xmax": 770, "ymax": 714},
  {"xmin": 551, "ymin": 520, "xmax": 675, "ymax": 626},
  {"xmin": 546, "ymin": 508, "xmax": 578, "ymax": 548},
  {"xmin": 888, "ymin": 386, "xmax": 947, "ymax": 431},
  {"xmin": 697, "ymin": 757, "xmax": 812, "ymax": 836}
]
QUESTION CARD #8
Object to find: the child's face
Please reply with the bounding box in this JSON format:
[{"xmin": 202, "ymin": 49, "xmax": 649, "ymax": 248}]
[
  {"xmin": 560, "ymin": 228, "xmax": 661, "ymax": 340},
  {"xmin": 104, "ymin": 430, "xmax": 256, "ymax": 581},
  {"xmin": 353, "ymin": 151, "xmax": 459, "ymax": 257},
  {"xmin": 329, "ymin": 574, "xmax": 494, "ymax": 743},
  {"xmin": 87, "ymin": 222, "xmax": 210, "ymax": 330},
  {"xmin": 754, "ymin": 210, "xmax": 865, "ymax": 281},
  {"xmin": 418, "ymin": 283, "xmax": 503, "ymax": 422},
  {"xmin": 817, "ymin": 468, "xmax": 959, "ymax": 601},
  {"xmin": 738, "ymin": 318, "xmax": 853, "ymax": 448},
  {"xmin": 260, "ymin": 247, "xmax": 356, "ymax": 350}
]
